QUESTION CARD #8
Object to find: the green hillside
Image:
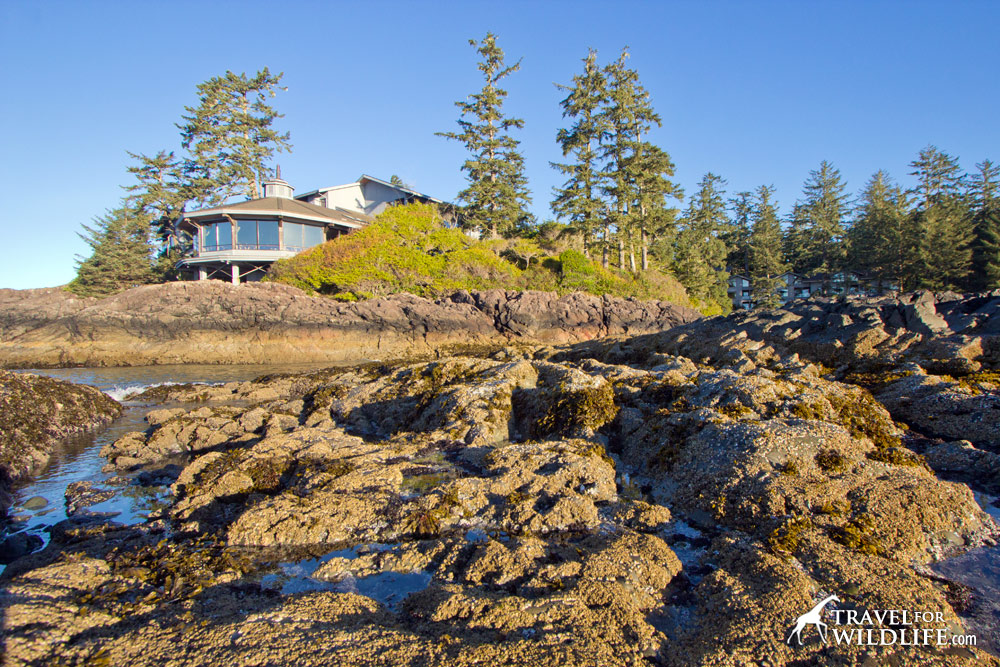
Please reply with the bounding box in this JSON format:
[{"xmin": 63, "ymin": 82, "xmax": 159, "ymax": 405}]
[{"xmin": 266, "ymin": 204, "xmax": 705, "ymax": 310}]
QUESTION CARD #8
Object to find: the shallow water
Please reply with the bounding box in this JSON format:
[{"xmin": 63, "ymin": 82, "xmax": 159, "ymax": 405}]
[{"xmin": 2, "ymin": 363, "xmax": 338, "ymax": 573}]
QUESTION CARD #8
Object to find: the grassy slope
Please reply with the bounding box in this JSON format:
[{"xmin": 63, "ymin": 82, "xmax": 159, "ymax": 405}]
[{"xmin": 266, "ymin": 204, "xmax": 710, "ymax": 311}]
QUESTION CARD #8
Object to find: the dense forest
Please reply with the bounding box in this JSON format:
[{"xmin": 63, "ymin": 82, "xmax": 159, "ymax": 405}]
[{"xmin": 71, "ymin": 35, "xmax": 1000, "ymax": 312}]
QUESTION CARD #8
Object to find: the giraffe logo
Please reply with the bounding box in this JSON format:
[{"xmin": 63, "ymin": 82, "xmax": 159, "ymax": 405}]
[{"xmin": 787, "ymin": 595, "xmax": 840, "ymax": 645}]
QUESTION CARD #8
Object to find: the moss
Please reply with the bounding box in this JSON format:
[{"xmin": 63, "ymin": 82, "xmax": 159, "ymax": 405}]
[
  {"xmin": 505, "ymin": 490, "xmax": 529, "ymax": 505},
  {"xmin": 842, "ymin": 369, "xmax": 916, "ymax": 389},
  {"xmin": 717, "ymin": 402, "xmax": 754, "ymax": 420},
  {"xmin": 816, "ymin": 499, "xmax": 851, "ymax": 517},
  {"xmin": 815, "ymin": 449, "xmax": 851, "ymax": 473},
  {"xmin": 651, "ymin": 441, "xmax": 682, "ymax": 471},
  {"xmin": 767, "ymin": 516, "xmax": 812, "ymax": 557},
  {"xmin": 790, "ymin": 400, "xmax": 825, "ymax": 420},
  {"xmin": 865, "ymin": 447, "xmax": 928, "ymax": 469},
  {"xmin": 402, "ymin": 472, "xmax": 450, "ymax": 495},
  {"xmin": 578, "ymin": 442, "xmax": 615, "ymax": 467},
  {"xmin": 831, "ymin": 514, "xmax": 885, "ymax": 556},
  {"xmin": 780, "ymin": 460, "xmax": 801, "ymax": 476},
  {"xmin": 534, "ymin": 382, "xmax": 618, "ymax": 437},
  {"xmin": 956, "ymin": 370, "xmax": 1000, "ymax": 395},
  {"xmin": 243, "ymin": 457, "xmax": 291, "ymax": 494}
]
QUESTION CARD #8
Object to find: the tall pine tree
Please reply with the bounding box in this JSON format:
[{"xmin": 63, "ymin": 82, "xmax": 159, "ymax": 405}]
[
  {"xmin": 551, "ymin": 49, "xmax": 608, "ymax": 258},
  {"xmin": 749, "ymin": 185, "xmax": 786, "ymax": 309},
  {"xmin": 674, "ymin": 173, "xmax": 730, "ymax": 310},
  {"xmin": 968, "ymin": 159, "xmax": 1000, "ymax": 289},
  {"xmin": 848, "ymin": 170, "xmax": 916, "ymax": 291},
  {"xmin": 724, "ymin": 191, "xmax": 754, "ymax": 277},
  {"xmin": 786, "ymin": 160, "xmax": 849, "ymax": 289},
  {"xmin": 179, "ymin": 68, "xmax": 291, "ymax": 205},
  {"xmin": 438, "ymin": 33, "xmax": 532, "ymax": 238},
  {"xmin": 908, "ymin": 146, "xmax": 972, "ymax": 290},
  {"xmin": 599, "ymin": 48, "xmax": 679, "ymax": 271}
]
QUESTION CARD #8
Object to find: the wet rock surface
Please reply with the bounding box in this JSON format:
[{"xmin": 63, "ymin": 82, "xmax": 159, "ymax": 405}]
[
  {"xmin": 2, "ymin": 291, "xmax": 1000, "ymax": 665},
  {"xmin": 0, "ymin": 370, "xmax": 122, "ymax": 518}
]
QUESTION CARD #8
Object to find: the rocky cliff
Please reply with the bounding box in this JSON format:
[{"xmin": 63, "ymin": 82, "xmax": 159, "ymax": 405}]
[
  {"xmin": 0, "ymin": 282, "xmax": 702, "ymax": 368},
  {"xmin": 2, "ymin": 292, "xmax": 998, "ymax": 665}
]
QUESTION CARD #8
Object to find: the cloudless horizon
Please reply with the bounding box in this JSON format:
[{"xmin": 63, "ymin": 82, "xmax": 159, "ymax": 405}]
[{"xmin": 1, "ymin": 0, "xmax": 997, "ymax": 289}]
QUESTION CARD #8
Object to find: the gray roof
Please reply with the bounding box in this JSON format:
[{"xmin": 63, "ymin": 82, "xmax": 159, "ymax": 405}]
[{"xmin": 182, "ymin": 197, "xmax": 371, "ymax": 226}]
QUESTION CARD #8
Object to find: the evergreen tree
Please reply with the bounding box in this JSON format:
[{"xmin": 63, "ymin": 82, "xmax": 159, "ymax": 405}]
[
  {"xmin": 749, "ymin": 185, "xmax": 786, "ymax": 309},
  {"xmin": 786, "ymin": 160, "xmax": 849, "ymax": 289},
  {"xmin": 848, "ymin": 170, "xmax": 916, "ymax": 291},
  {"xmin": 551, "ymin": 49, "xmax": 609, "ymax": 259},
  {"xmin": 179, "ymin": 68, "xmax": 291, "ymax": 205},
  {"xmin": 968, "ymin": 159, "xmax": 1000, "ymax": 289},
  {"xmin": 908, "ymin": 146, "xmax": 972, "ymax": 289},
  {"xmin": 674, "ymin": 173, "xmax": 730, "ymax": 310},
  {"xmin": 124, "ymin": 150, "xmax": 189, "ymax": 244},
  {"xmin": 438, "ymin": 33, "xmax": 532, "ymax": 238},
  {"xmin": 68, "ymin": 205, "xmax": 157, "ymax": 297},
  {"xmin": 724, "ymin": 191, "xmax": 754, "ymax": 277},
  {"xmin": 599, "ymin": 48, "xmax": 679, "ymax": 271}
]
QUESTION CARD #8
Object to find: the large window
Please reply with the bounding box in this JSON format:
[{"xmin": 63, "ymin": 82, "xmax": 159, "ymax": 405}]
[
  {"xmin": 235, "ymin": 219, "xmax": 280, "ymax": 250},
  {"xmin": 201, "ymin": 221, "xmax": 232, "ymax": 251},
  {"xmin": 283, "ymin": 222, "xmax": 326, "ymax": 250}
]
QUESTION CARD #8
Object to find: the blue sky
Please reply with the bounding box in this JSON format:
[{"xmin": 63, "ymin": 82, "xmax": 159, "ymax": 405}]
[{"xmin": 1, "ymin": 0, "xmax": 997, "ymax": 289}]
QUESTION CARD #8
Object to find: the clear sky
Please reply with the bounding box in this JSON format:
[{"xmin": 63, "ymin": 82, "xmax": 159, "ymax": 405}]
[{"xmin": 1, "ymin": 0, "xmax": 997, "ymax": 289}]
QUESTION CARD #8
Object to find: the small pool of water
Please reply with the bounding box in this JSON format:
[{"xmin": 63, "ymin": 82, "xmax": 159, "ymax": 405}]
[
  {"xmin": 259, "ymin": 544, "xmax": 432, "ymax": 609},
  {"xmin": 2, "ymin": 363, "xmax": 342, "ymax": 574}
]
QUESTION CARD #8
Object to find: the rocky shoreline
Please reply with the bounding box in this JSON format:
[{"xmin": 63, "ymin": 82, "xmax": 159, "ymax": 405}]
[
  {"xmin": 1, "ymin": 291, "xmax": 999, "ymax": 665},
  {"xmin": 0, "ymin": 371, "xmax": 122, "ymax": 520},
  {"xmin": 0, "ymin": 282, "xmax": 701, "ymax": 368}
]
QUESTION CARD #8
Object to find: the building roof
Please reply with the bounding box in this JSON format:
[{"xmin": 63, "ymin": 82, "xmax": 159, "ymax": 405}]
[
  {"xmin": 181, "ymin": 196, "xmax": 371, "ymax": 227},
  {"xmin": 295, "ymin": 174, "xmax": 444, "ymax": 205}
]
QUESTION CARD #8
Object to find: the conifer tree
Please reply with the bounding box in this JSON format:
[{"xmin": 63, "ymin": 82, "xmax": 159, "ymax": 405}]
[
  {"xmin": 674, "ymin": 173, "xmax": 730, "ymax": 310},
  {"xmin": 724, "ymin": 191, "xmax": 754, "ymax": 277},
  {"xmin": 848, "ymin": 170, "xmax": 915, "ymax": 291},
  {"xmin": 68, "ymin": 206, "xmax": 157, "ymax": 297},
  {"xmin": 968, "ymin": 159, "xmax": 1000, "ymax": 289},
  {"xmin": 438, "ymin": 33, "xmax": 532, "ymax": 238},
  {"xmin": 908, "ymin": 146, "xmax": 972, "ymax": 290},
  {"xmin": 749, "ymin": 185, "xmax": 786, "ymax": 309},
  {"xmin": 179, "ymin": 68, "xmax": 291, "ymax": 205},
  {"xmin": 786, "ymin": 161, "xmax": 849, "ymax": 289},
  {"xmin": 599, "ymin": 48, "xmax": 679, "ymax": 271},
  {"xmin": 124, "ymin": 150, "xmax": 189, "ymax": 244},
  {"xmin": 551, "ymin": 49, "xmax": 608, "ymax": 258}
]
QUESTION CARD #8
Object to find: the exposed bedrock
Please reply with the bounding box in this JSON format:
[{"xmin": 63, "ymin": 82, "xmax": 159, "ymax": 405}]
[
  {"xmin": 0, "ymin": 282, "xmax": 701, "ymax": 368},
  {"xmin": 3, "ymin": 293, "xmax": 1000, "ymax": 666}
]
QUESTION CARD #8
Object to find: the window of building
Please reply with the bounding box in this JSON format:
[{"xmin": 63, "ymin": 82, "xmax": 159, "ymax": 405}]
[
  {"xmin": 235, "ymin": 219, "xmax": 280, "ymax": 250},
  {"xmin": 202, "ymin": 221, "xmax": 232, "ymax": 251},
  {"xmin": 283, "ymin": 222, "xmax": 326, "ymax": 250}
]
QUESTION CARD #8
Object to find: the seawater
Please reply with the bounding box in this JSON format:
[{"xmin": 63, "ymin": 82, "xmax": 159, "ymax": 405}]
[{"xmin": 2, "ymin": 363, "xmax": 337, "ymax": 570}]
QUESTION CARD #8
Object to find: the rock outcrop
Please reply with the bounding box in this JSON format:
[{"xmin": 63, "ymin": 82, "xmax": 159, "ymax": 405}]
[
  {"xmin": 2, "ymin": 292, "xmax": 999, "ymax": 665},
  {"xmin": 0, "ymin": 282, "xmax": 701, "ymax": 368},
  {"xmin": 0, "ymin": 371, "xmax": 121, "ymax": 518}
]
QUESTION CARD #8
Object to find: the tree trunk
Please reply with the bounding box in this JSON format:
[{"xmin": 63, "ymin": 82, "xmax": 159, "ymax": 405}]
[
  {"xmin": 602, "ymin": 225, "xmax": 609, "ymax": 268},
  {"xmin": 618, "ymin": 237, "xmax": 625, "ymax": 271},
  {"xmin": 641, "ymin": 225, "xmax": 649, "ymax": 271}
]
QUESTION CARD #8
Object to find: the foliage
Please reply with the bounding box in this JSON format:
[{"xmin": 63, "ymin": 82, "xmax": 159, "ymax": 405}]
[
  {"xmin": 673, "ymin": 173, "xmax": 731, "ymax": 313},
  {"xmin": 178, "ymin": 67, "xmax": 291, "ymax": 205},
  {"xmin": 551, "ymin": 49, "xmax": 608, "ymax": 259},
  {"xmin": 748, "ymin": 186, "xmax": 786, "ymax": 309},
  {"xmin": 784, "ymin": 160, "xmax": 849, "ymax": 286},
  {"xmin": 437, "ymin": 33, "xmax": 532, "ymax": 238},
  {"xmin": 67, "ymin": 206, "xmax": 158, "ymax": 297},
  {"xmin": 266, "ymin": 204, "xmax": 696, "ymax": 307}
]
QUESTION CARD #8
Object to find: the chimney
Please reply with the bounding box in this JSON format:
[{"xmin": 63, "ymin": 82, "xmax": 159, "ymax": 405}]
[{"xmin": 262, "ymin": 165, "xmax": 294, "ymax": 198}]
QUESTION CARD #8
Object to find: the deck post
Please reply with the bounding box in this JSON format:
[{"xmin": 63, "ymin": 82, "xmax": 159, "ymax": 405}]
[
  {"xmin": 231, "ymin": 264, "xmax": 239, "ymax": 285},
  {"xmin": 198, "ymin": 267, "xmax": 207, "ymax": 281}
]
